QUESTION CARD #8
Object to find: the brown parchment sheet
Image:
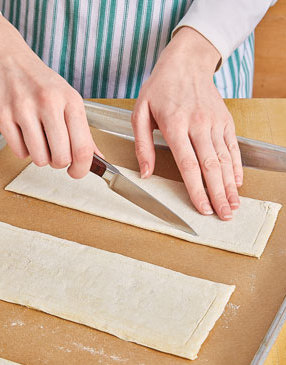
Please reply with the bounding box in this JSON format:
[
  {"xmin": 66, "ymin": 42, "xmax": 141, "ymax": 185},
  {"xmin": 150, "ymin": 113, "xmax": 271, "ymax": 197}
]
[{"xmin": 0, "ymin": 99, "xmax": 286, "ymax": 365}]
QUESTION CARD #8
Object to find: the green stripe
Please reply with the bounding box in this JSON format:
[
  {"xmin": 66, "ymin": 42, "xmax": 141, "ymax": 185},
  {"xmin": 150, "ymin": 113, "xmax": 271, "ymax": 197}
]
[
  {"xmin": 80, "ymin": 0, "xmax": 93, "ymax": 95},
  {"xmin": 167, "ymin": 0, "xmax": 180, "ymax": 41},
  {"xmin": 242, "ymin": 59, "xmax": 249, "ymax": 97},
  {"xmin": 31, "ymin": 1, "xmax": 41, "ymax": 52},
  {"xmin": 124, "ymin": 0, "xmax": 145, "ymax": 98},
  {"xmin": 91, "ymin": 0, "xmax": 108, "ymax": 97},
  {"xmin": 176, "ymin": 0, "xmax": 188, "ymax": 25},
  {"xmin": 100, "ymin": 0, "xmax": 118, "ymax": 97},
  {"xmin": 245, "ymin": 39, "xmax": 254, "ymax": 96},
  {"xmin": 151, "ymin": 0, "xmax": 166, "ymax": 69},
  {"xmin": 233, "ymin": 49, "xmax": 241, "ymax": 97},
  {"xmin": 59, "ymin": 0, "xmax": 71, "ymax": 78},
  {"xmin": 243, "ymin": 41, "xmax": 251, "ymax": 97},
  {"xmin": 37, "ymin": 1, "xmax": 48, "ymax": 59},
  {"xmin": 48, "ymin": 0, "xmax": 59, "ymax": 67},
  {"xmin": 14, "ymin": 0, "xmax": 21, "ymax": 29},
  {"xmin": 113, "ymin": 0, "xmax": 130, "ymax": 98},
  {"xmin": 249, "ymin": 32, "xmax": 254, "ymax": 54},
  {"xmin": 213, "ymin": 75, "xmax": 218, "ymax": 89},
  {"xmin": 67, "ymin": 0, "xmax": 80, "ymax": 85},
  {"xmin": 8, "ymin": 0, "xmax": 15, "ymax": 23},
  {"xmin": 134, "ymin": 0, "xmax": 154, "ymax": 97},
  {"xmin": 227, "ymin": 57, "xmax": 237, "ymax": 98}
]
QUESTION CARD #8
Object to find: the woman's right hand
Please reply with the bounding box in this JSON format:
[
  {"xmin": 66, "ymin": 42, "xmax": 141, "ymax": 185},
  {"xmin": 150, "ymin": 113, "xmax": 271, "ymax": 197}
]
[{"xmin": 0, "ymin": 16, "xmax": 102, "ymax": 179}]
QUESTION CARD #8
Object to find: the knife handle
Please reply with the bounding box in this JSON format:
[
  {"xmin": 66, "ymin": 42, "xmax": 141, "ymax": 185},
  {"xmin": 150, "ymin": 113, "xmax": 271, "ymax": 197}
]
[{"xmin": 90, "ymin": 155, "xmax": 107, "ymax": 177}]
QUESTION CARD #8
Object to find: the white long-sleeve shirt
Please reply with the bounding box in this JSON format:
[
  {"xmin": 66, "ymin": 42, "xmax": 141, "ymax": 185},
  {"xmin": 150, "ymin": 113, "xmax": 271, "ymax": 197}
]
[{"xmin": 173, "ymin": 0, "xmax": 276, "ymax": 67}]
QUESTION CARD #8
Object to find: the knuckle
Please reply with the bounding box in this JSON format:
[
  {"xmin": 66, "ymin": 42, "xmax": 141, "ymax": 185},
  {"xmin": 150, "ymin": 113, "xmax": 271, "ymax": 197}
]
[
  {"xmin": 131, "ymin": 111, "xmax": 137, "ymax": 124},
  {"xmin": 223, "ymin": 114, "xmax": 234, "ymax": 126},
  {"xmin": 74, "ymin": 145, "xmax": 93, "ymax": 162},
  {"xmin": 163, "ymin": 123, "xmax": 185, "ymax": 142},
  {"xmin": 213, "ymin": 192, "xmax": 228, "ymax": 204},
  {"xmin": 15, "ymin": 149, "xmax": 29, "ymax": 160},
  {"xmin": 38, "ymin": 89, "xmax": 55, "ymax": 104},
  {"xmin": 189, "ymin": 110, "xmax": 210, "ymax": 129},
  {"xmin": 135, "ymin": 139, "xmax": 148, "ymax": 159},
  {"xmin": 226, "ymin": 117, "xmax": 235, "ymax": 128},
  {"xmin": 224, "ymin": 183, "xmax": 238, "ymax": 194},
  {"xmin": 203, "ymin": 157, "xmax": 220, "ymax": 171},
  {"xmin": 191, "ymin": 109, "xmax": 206, "ymax": 124},
  {"xmin": 179, "ymin": 157, "xmax": 200, "ymax": 173},
  {"xmin": 167, "ymin": 110, "xmax": 185, "ymax": 124},
  {"xmin": 225, "ymin": 185, "xmax": 238, "ymax": 200},
  {"xmin": 33, "ymin": 159, "xmax": 49, "ymax": 167},
  {"xmin": 131, "ymin": 109, "xmax": 143, "ymax": 126},
  {"xmin": 18, "ymin": 97, "xmax": 33, "ymax": 112},
  {"xmin": 68, "ymin": 169, "xmax": 85, "ymax": 180},
  {"xmin": 52, "ymin": 155, "xmax": 71, "ymax": 169},
  {"xmin": 216, "ymin": 151, "xmax": 231, "ymax": 165},
  {"xmin": 233, "ymin": 162, "xmax": 243, "ymax": 173},
  {"xmin": 68, "ymin": 90, "xmax": 83, "ymax": 105},
  {"xmin": 227, "ymin": 141, "xmax": 240, "ymax": 152},
  {"xmin": 193, "ymin": 189, "xmax": 208, "ymax": 202}
]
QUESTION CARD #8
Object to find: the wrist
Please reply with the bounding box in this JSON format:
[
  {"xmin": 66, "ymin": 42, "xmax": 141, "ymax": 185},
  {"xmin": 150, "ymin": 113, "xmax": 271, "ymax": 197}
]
[{"xmin": 171, "ymin": 26, "xmax": 221, "ymax": 74}]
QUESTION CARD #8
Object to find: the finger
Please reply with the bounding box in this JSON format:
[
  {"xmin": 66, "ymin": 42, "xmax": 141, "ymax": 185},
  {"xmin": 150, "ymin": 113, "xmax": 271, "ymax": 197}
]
[
  {"xmin": 0, "ymin": 119, "xmax": 29, "ymax": 159},
  {"xmin": 212, "ymin": 127, "xmax": 240, "ymax": 210},
  {"xmin": 65, "ymin": 100, "xmax": 95, "ymax": 179},
  {"xmin": 41, "ymin": 109, "xmax": 72, "ymax": 169},
  {"xmin": 131, "ymin": 100, "xmax": 155, "ymax": 178},
  {"xmin": 19, "ymin": 116, "xmax": 50, "ymax": 166},
  {"xmin": 224, "ymin": 122, "xmax": 243, "ymax": 187},
  {"xmin": 162, "ymin": 130, "xmax": 213, "ymax": 215},
  {"xmin": 190, "ymin": 130, "xmax": 232, "ymax": 220}
]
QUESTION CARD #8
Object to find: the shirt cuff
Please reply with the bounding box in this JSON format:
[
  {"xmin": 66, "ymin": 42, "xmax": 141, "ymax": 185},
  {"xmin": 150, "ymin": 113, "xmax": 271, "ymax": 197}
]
[{"xmin": 172, "ymin": 0, "xmax": 276, "ymax": 69}]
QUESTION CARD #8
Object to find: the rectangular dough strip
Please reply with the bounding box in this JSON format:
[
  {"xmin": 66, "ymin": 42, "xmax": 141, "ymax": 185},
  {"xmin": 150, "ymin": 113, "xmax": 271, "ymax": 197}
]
[
  {"xmin": 5, "ymin": 163, "xmax": 282, "ymax": 257},
  {"xmin": 0, "ymin": 222, "xmax": 234, "ymax": 360},
  {"xmin": 0, "ymin": 360, "xmax": 22, "ymax": 365}
]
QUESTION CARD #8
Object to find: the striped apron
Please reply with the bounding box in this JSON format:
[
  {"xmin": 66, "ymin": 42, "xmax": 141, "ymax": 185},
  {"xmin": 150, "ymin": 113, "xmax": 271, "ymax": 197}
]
[{"xmin": 0, "ymin": 0, "xmax": 254, "ymax": 99}]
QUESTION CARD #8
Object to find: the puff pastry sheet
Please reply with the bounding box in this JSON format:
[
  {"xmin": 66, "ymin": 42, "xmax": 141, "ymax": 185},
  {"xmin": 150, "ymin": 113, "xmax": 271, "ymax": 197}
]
[
  {"xmin": 6, "ymin": 164, "xmax": 282, "ymax": 257},
  {"xmin": 0, "ymin": 222, "xmax": 234, "ymax": 360}
]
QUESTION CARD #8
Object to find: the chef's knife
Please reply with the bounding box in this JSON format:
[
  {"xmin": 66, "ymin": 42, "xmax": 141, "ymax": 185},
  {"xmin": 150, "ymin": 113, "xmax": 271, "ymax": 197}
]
[
  {"xmin": 90, "ymin": 154, "xmax": 197, "ymax": 236},
  {"xmin": 84, "ymin": 100, "xmax": 286, "ymax": 172}
]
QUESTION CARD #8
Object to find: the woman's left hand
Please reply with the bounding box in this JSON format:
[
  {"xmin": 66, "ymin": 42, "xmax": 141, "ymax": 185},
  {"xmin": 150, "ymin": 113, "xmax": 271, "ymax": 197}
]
[{"xmin": 131, "ymin": 27, "xmax": 243, "ymax": 221}]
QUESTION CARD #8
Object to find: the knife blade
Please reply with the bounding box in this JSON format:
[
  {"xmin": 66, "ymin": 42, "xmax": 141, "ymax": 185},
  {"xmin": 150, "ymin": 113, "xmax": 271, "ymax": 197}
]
[
  {"xmin": 90, "ymin": 154, "xmax": 197, "ymax": 236},
  {"xmin": 84, "ymin": 100, "xmax": 286, "ymax": 172}
]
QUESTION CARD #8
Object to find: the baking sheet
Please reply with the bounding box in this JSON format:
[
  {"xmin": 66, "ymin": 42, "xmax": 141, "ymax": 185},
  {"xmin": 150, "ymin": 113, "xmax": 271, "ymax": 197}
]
[{"xmin": 0, "ymin": 102, "xmax": 286, "ymax": 365}]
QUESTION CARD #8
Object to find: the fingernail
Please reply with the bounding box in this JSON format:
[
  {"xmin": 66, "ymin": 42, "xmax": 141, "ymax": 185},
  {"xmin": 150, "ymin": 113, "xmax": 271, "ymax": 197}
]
[
  {"xmin": 230, "ymin": 202, "xmax": 239, "ymax": 209},
  {"xmin": 202, "ymin": 203, "xmax": 213, "ymax": 215},
  {"xmin": 229, "ymin": 196, "xmax": 240, "ymax": 209},
  {"xmin": 140, "ymin": 162, "xmax": 149, "ymax": 179},
  {"xmin": 235, "ymin": 176, "xmax": 242, "ymax": 186},
  {"xmin": 221, "ymin": 205, "xmax": 232, "ymax": 219}
]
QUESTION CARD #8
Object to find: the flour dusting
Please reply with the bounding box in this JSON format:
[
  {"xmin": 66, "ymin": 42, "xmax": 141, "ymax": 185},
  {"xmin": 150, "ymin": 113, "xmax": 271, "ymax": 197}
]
[
  {"xmin": 55, "ymin": 345, "xmax": 72, "ymax": 353},
  {"xmin": 221, "ymin": 302, "xmax": 241, "ymax": 328},
  {"xmin": 72, "ymin": 342, "xmax": 128, "ymax": 362},
  {"xmin": 228, "ymin": 303, "xmax": 240, "ymax": 311},
  {"xmin": 10, "ymin": 320, "xmax": 25, "ymax": 327}
]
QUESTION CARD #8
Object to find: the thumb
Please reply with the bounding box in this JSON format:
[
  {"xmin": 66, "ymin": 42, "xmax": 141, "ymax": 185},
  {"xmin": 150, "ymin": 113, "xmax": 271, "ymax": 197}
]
[{"xmin": 131, "ymin": 100, "xmax": 155, "ymax": 179}]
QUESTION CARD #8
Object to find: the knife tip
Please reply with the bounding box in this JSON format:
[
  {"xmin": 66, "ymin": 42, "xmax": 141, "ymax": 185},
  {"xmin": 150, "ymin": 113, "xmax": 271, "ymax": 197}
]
[{"xmin": 178, "ymin": 225, "xmax": 198, "ymax": 236}]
